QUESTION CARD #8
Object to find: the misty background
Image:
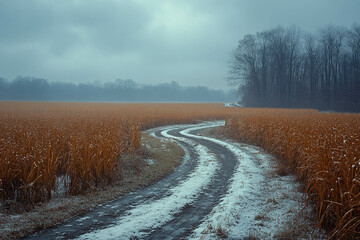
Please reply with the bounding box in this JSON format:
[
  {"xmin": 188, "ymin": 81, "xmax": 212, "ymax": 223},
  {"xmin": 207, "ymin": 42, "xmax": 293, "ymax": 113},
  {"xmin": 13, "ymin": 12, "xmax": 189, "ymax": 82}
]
[
  {"xmin": 0, "ymin": 1, "xmax": 360, "ymax": 105},
  {"xmin": 0, "ymin": 77, "xmax": 235, "ymax": 102}
]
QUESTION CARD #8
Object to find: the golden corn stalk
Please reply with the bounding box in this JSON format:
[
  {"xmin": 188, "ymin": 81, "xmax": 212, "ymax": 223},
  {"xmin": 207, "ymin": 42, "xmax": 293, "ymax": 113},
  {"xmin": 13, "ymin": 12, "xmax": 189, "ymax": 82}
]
[
  {"xmin": 1, "ymin": 102, "xmax": 359, "ymax": 238},
  {"xmin": 225, "ymin": 108, "xmax": 360, "ymax": 239},
  {"xmin": 0, "ymin": 102, "xmax": 227, "ymax": 201}
]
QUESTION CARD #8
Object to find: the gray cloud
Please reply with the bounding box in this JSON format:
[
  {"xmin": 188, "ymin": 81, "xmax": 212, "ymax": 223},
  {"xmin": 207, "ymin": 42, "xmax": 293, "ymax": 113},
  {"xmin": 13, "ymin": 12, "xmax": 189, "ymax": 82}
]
[{"xmin": 1, "ymin": 0, "xmax": 360, "ymax": 90}]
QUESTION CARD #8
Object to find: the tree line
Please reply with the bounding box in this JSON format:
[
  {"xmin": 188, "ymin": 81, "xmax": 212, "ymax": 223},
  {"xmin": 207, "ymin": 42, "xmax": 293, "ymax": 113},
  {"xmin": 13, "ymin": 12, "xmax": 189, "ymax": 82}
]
[
  {"xmin": 228, "ymin": 24, "xmax": 360, "ymax": 112},
  {"xmin": 0, "ymin": 76, "xmax": 235, "ymax": 102}
]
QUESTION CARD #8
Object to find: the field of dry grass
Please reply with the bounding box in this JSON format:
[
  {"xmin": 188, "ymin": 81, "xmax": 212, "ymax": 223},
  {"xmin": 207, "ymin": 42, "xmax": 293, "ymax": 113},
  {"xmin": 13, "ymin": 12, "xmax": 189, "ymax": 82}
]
[
  {"xmin": 0, "ymin": 102, "xmax": 228, "ymax": 206},
  {"xmin": 225, "ymin": 108, "xmax": 360, "ymax": 239},
  {"xmin": 0, "ymin": 131, "xmax": 184, "ymax": 239},
  {"xmin": 1, "ymin": 102, "xmax": 359, "ymax": 239}
]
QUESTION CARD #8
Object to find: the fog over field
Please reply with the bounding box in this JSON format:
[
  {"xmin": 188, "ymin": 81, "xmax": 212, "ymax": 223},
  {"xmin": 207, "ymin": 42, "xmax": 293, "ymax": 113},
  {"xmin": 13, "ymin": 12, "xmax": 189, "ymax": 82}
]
[
  {"xmin": 0, "ymin": 0, "xmax": 359, "ymax": 104},
  {"xmin": 1, "ymin": 2, "xmax": 360, "ymax": 239}
]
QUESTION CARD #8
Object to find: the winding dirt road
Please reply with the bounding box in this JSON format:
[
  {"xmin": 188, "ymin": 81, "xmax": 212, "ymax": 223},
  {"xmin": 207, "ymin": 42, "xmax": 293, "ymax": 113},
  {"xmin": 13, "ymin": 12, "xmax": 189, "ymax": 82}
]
[{"xmin": 26, "ymin": 122, "xmax": 309, "ymax": 240}]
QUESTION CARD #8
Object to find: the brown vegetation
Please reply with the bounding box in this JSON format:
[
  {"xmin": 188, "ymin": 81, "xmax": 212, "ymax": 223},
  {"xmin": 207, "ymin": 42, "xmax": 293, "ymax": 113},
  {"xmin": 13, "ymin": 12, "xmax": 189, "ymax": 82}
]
[
  {"xmin": 2, "ymin": 102, "xmax": 359, "ymax": 239},
  {"xmin": 0, "ymin": 102, "xmax": 227, "ymax": 206},
  {"xmin": 225, "ymin": 108, "xmax": 360, "ymax": 239},
  {"xmin": 0, "ymin": 132, "xmax": 184, "ymax": 240}
]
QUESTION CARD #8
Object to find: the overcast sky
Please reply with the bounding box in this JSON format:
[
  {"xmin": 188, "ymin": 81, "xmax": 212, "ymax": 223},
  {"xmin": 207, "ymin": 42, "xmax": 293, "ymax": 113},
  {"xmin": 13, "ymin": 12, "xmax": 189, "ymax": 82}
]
[{"xmin": 1, "ymin": 0, "xmax": 360, "ymax": 90}]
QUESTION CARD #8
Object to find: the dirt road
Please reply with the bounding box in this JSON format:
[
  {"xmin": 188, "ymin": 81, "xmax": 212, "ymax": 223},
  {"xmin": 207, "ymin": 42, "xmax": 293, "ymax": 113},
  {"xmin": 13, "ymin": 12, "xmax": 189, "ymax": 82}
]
[{"xmin": 26, "ymin": 122, "xmax": 313, "ymax": 239}]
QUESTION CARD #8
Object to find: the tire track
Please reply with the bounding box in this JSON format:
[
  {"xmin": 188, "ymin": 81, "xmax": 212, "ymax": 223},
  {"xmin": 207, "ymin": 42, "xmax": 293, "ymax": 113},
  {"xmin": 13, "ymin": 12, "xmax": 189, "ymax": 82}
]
[
  {"xmin": 26, "ymin": 122, "xmax": 229, "ymax": 240},
  {"xmin": 145, "ymin": 123, "xmax": 238, "ymax": 239},
  {"xmin": 26, "ymin": 121, "xmax": 314, "ymax": 240}
]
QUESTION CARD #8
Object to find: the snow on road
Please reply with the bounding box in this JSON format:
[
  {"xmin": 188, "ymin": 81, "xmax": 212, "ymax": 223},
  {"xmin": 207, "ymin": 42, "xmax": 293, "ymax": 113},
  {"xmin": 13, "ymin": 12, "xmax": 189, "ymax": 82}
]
[
  {"xmin": 224, "ymin": 102, "xmax": 243, "ymax": 108},
  {"xmin": 77, "ymin": 125, "xmax": 219, "ymax": 239},
  {"xmin": 51, "ymin": 121, "xmax": 318, "ymax": 239},
  {"xmin": 184, "ymin": 128, "xmax": 306, "ymax": 239}
]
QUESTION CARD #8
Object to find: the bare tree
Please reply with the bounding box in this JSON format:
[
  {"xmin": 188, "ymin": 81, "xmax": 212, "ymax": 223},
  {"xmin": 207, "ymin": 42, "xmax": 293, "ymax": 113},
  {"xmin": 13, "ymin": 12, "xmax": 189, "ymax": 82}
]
[
  {"xmin": 305, "ymin": 33, "xmax": 320, "ymax": 108},
  {"xmin": 268, "ymin": 26, "xmax": 288, "ymax": 107},
  {"xmin": 228, "ymin": 34, "xmax": 262, "ymax": 106},
  {"xmin": 348, "ymin": 23, "xmax": 360, "ymax": 110},
  {"xmin": 229, "ymin": 24, "xmax": 360, "ymax": 112},
  {"xmin": 318, "ymin": 25, "xmax": 346, "ymax": 109},
  {"xmin": 286, "ymin": 26, "xmax": 301, "ymax": 107}
]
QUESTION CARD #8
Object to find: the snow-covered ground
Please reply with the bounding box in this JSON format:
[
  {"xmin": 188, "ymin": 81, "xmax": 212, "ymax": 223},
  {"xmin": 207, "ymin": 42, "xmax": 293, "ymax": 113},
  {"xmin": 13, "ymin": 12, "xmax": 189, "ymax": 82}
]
[
  {"xmin": 224, "ymin": 102, "xmax": 243, "ymax": 107},
  {"xmin": 184, "ymin": 127, "xmax": 315, "ymax": 239},
  {"xmin": 15, "ymin": 121, "xmax": 323, "ymax": 240},
  {"xmin": 78, "ymin": 125, "xmax": 220, "ymax": 239},
  {"xmin": 74, "ymin": 121, "xmax": 322, "ymax": 239}
]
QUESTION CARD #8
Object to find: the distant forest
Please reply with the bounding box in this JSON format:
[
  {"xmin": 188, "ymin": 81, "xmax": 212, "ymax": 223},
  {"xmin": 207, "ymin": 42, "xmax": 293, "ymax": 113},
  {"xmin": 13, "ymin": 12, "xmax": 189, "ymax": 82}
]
[
  {"xmin": 229, "ymin": 24, "xmax": 360, "ymax": 112},
  {"xmin": 0, "ymin": 77, "xmax": 235, "ymax": 103}
]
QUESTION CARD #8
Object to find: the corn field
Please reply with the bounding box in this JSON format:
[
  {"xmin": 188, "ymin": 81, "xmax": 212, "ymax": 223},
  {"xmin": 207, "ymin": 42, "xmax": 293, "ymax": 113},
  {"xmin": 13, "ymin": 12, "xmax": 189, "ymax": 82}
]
[
  {"xmin": 0, "ymin": 102, "xmax": 227, "ymax": 204},
  {"xmin": 2, "ymin": 102, "xmax": 359, "ymax": 238},
  {"xmin": 225, "ymin": 108, "xmax": 360, "ymax": 239}
]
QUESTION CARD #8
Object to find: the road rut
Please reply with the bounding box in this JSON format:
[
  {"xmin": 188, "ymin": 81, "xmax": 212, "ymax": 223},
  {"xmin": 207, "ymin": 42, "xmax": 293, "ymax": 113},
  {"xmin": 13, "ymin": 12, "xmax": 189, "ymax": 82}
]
[{"xmin": 26, "ymin": 122, "xmax": 313, "ymax": 240}]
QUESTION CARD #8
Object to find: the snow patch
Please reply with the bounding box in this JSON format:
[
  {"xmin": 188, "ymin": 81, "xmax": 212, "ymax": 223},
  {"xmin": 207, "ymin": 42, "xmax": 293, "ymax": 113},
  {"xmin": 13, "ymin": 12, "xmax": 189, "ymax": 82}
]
[
  {"xmin": 145, "ymin": 158, "xmax": 155, "ymax": 165},
  {"xmin": 183, "ymin": 125, "xmax": 319, "ymax": 239},
  {"xmin": 77, "ymin": 127, "xmax": 219, "ymax": 240}
]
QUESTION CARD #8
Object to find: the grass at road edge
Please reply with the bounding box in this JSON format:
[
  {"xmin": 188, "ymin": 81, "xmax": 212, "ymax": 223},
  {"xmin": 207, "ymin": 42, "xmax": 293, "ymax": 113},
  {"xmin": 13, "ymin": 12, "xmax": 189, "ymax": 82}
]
[
  {"xmin": 0, "ymin": 132, "xmax": 184, "ymax": 240},
  {"xmin": 197, "ymin": 126, "xmax": 325, "ymax": 240}
]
